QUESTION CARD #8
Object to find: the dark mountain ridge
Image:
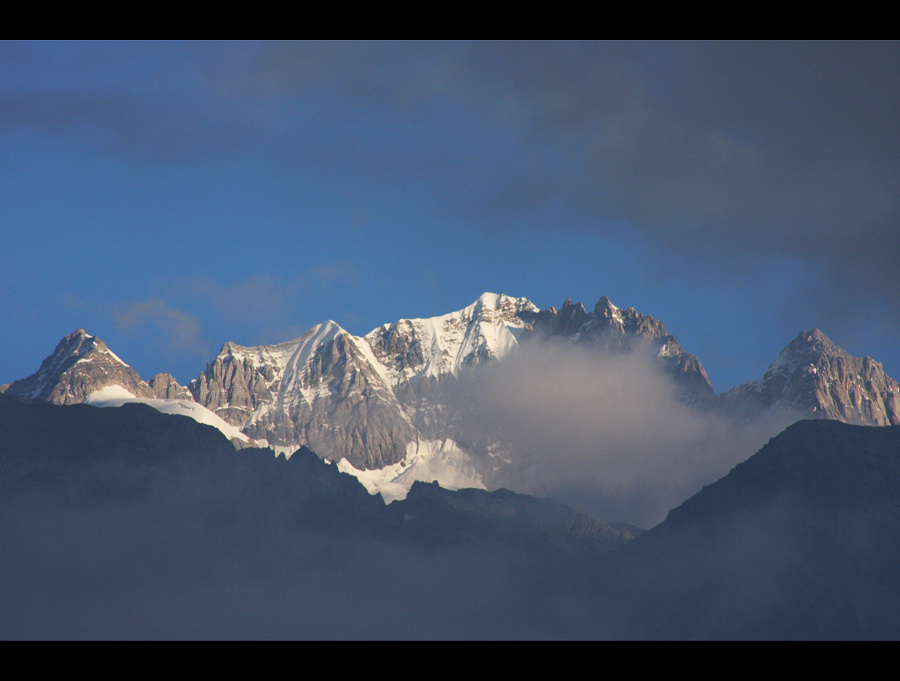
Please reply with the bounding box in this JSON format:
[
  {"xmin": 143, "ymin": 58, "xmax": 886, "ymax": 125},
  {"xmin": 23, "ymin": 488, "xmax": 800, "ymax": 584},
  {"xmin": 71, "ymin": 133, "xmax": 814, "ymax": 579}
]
[
  {"xmin": 0, "ymin": 391, "xmax": 640, "ymax": 638},
  {"xmin": 611, "ymin": 420, "xmax": 900, "ymax": 639}
]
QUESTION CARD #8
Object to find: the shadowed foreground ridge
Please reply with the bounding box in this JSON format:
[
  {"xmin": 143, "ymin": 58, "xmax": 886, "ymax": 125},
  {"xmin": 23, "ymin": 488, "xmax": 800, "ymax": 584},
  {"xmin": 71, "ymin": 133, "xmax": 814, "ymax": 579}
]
[
  {"xmin": 618, "ymin": 420, "xmax": 900, "ymax": 639},
  {"xmin": 0, "ymin": 394, "xmax": 628, "ymax": 639}
]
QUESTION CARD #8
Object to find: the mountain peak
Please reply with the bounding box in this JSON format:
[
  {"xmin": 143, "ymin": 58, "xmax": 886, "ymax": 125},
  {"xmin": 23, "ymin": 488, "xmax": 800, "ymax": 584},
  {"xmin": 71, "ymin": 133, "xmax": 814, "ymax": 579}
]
[
  {"xmin": 4, "ymin": 329, "xmax": 149, "ymax": 404},
  {"xmin": 468, "ymin": 292, "xmax": 535, "ymax": 316},
  {"xmin": 476, "ymin": 291, "xmax": 505, "ymax": 304},
  {"xmin": 772, "ymin": 329, "xmax": 844, "ymax": 371},
  {"xmin": 794, "ymin": 328, "xmax": 838, "ymax": 351},
  {"xmin": 723, "ymin": 329, "xmax": 900, "ymax": 426},
  {"xmin": 594, "ymin": 296, "xmax": 621, "ymax": 319}
]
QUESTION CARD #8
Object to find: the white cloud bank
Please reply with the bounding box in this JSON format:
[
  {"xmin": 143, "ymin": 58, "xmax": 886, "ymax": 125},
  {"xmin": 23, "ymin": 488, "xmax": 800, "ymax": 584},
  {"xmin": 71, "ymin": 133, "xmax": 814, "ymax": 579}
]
[{"xmin": 445, "ymin": 341, "xmax": 800, "ymax": 527}]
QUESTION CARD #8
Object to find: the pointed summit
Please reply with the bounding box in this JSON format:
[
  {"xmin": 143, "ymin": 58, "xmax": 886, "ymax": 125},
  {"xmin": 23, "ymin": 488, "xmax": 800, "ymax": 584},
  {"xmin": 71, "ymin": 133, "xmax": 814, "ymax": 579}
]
[
  {"xmin": 723, "ymin": 329, "xmax": 900, "ymax": 426},
  {"xmin": 594, "ymin": 295, "xmax": 620, "ymax": 319},
  {"xmin": 4, "ymin": 329, "xmax": 153, "ymax": 405},
  {"xmin": 784, "ymin": 329, "xmax": 839, "ymax": 358},
  {"xmin": 765, "ymin": 329, "xmax": 849, "ymax": 381}
]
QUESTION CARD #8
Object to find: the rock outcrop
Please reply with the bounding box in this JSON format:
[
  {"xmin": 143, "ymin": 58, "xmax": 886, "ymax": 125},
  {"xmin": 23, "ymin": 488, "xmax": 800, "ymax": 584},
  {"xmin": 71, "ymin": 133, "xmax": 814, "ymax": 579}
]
[{"xmin": 149, "ymin": 373, "xmax": 193, "ymax": 400}]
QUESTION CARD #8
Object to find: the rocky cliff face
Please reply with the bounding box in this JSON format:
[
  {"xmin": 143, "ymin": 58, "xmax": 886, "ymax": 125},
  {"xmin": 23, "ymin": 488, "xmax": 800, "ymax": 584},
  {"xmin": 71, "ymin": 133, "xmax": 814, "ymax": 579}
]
[
  {"xmin": 188, "ymin": 340, "xmax": 289, "ymax": 428},
  {"xmin": 721, "ymin": 329, "xmax": 900, "ymax": 426},
  {"xmin": 3, "ymin": 329, "xmax": 154, "ymax": 405},
  {"xmin": 148, "ymin": 373, "xmax": 192, "ymax": 400},
  {"xmin": 249, "ymin": 324, "xmax": 417, "ymax": 470},
  {"xmin": 191, "ymin": 322, "xmax": 417, "ymax": 469}
]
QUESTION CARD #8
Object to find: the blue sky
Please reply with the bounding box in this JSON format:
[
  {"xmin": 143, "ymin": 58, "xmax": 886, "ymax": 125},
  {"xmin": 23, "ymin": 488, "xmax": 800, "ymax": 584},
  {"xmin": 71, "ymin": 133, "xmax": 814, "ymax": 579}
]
[{"xmin": 2, "ymin": 40, "xmax": 899, "ymax": 392}]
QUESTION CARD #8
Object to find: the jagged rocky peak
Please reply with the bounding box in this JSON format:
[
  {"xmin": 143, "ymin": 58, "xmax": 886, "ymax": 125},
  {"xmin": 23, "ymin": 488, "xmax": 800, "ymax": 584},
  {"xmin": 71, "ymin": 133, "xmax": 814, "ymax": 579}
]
[
  {"xmin": 802, "ymin": 327, "xmax": 832, "ymax": 344},
  {"xmin": 583, "ymin": 297, "xmax": 672, "ymax": 346},
  {"xmin": 470, "ymin": 292, "xmax": 539, "ymax": 323},
  {"xmin": 243, "ymin": 320, "xmax": 415, "ymax": 471},
  {"xmin": 722, "ymin": 329, "xmax": 900, "ymax": 426},
  {"xmin": 189, "ymin": 337, "xmax": 295, "ymax": 427},
  {"xmin": 593, "ymin": 295, "xmax": 620, "ymax": 320},
  {"xmin": 188, "ymin": 319, "xmax": 414, "ymax": 470},
  {"xmin": 775, "ymin": 328, "xmax": 837, "ymax": 363},
  {"xmin": 557, "ymin": 297, "xmax": 588, "ymax": 330},
  {"xmin": 523, "ymin": 296, "xmax": 715, "ymax": 405},
  {"xmin": 3, "ymin": 328, "xmax": 153, "ymax": 405},
  {"xmin": 148, "ymin": 373, "xmax": 192, "ymax": 400}
]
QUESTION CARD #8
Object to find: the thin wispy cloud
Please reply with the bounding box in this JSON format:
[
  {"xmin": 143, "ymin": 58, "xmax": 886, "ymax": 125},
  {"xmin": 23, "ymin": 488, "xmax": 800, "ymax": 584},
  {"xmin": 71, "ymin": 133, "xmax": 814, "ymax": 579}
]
[
  {"xmin": 169, "ymin": 264, "xmax": 355, "ymax": 339},
  {"xmin": 112, "ymin": 297, "xmax": 205, "ymax": 359}
]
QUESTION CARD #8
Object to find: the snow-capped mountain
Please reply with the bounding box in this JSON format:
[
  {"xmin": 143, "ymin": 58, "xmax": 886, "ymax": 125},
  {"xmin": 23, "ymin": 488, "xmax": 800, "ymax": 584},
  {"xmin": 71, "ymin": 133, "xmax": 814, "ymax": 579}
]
[
  {"xmin": 364, "ymin": 292, "xmax": 539, "ymax": 384},
  {"xmin": 189, "ymin": 293, "xmax": 538, "ymax": 473},
  {"xmin": 190, "ymin": 293, "xmax": 713, "ymax": 462},
  {"xmin": 186, "ymin": 292, "xmax": 715, "ymax": 496},
  {"xmin": 0, "ymin": 329, "xmax": 250, "ymax": 445},
  {"xmin": 721, "ymin": 329, "xmax": 900, "ymax": 426},
  {"xmin": 2, "ymin": 329, "xmax": 156, "ymax": 405},
  {"xmin": 8, "ymin": 294, "xmax": 899, "ymax": 505}
]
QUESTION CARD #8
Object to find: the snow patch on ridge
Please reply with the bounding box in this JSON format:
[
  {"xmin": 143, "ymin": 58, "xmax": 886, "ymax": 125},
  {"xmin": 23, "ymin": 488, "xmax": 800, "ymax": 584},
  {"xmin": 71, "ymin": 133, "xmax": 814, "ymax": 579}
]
[
  {"xmin": 278, "ymin": 321, "xmax": 345, "ymax": 408},
  {"xmin": 85, "ymin": 385, "xmax": 252, "ymax": 445},
  {"xmin": 336, "ymin": 438, "xmax": 485, "ymax": 503},
  {"xmin": 99, "ymin": 345, "xmax": 129, "ymax": 367}
]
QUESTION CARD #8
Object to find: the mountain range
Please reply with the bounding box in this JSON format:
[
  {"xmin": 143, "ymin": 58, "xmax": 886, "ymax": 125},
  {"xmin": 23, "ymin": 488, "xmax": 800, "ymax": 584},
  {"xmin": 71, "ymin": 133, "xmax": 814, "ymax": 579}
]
[{"xmin": 3, "ymin": 292, "xmax": 898, "ymax": 508}]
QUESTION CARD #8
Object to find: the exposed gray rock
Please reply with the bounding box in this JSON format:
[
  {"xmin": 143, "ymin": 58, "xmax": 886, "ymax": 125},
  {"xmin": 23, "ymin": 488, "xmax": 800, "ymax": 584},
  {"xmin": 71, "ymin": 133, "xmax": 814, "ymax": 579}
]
[
  {"xmin": 247, "ymin": 327, "xmax": 417, "ymax": 470},
  {"xmin": 190, "ymin": 323, "xmax": 417, "ymax": 469},
  {"xmin": 188, "ymin": 340, "xmax": 284, "ymax": 428},
  {"xmin": 721, "ymin": 329, "xmax": 900, "ymax": 426},
  {"xmin": 4, "ymin": 329, "xmax": 154, "ymax": 405},
  {"xmin": 149, "ymin": 373, "xmax": 192, "ymax": 400}
]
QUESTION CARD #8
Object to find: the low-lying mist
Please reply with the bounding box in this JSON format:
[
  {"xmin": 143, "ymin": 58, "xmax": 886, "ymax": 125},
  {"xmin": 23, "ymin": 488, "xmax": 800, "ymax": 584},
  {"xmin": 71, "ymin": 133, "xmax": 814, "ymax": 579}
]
[
  {"xmin": 445, "ymin": 340, "xmax": 801, "ymax": 528},
  {"xmin": 0, "ymin": 466, "xmax": 615, "ymax": 639}
]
